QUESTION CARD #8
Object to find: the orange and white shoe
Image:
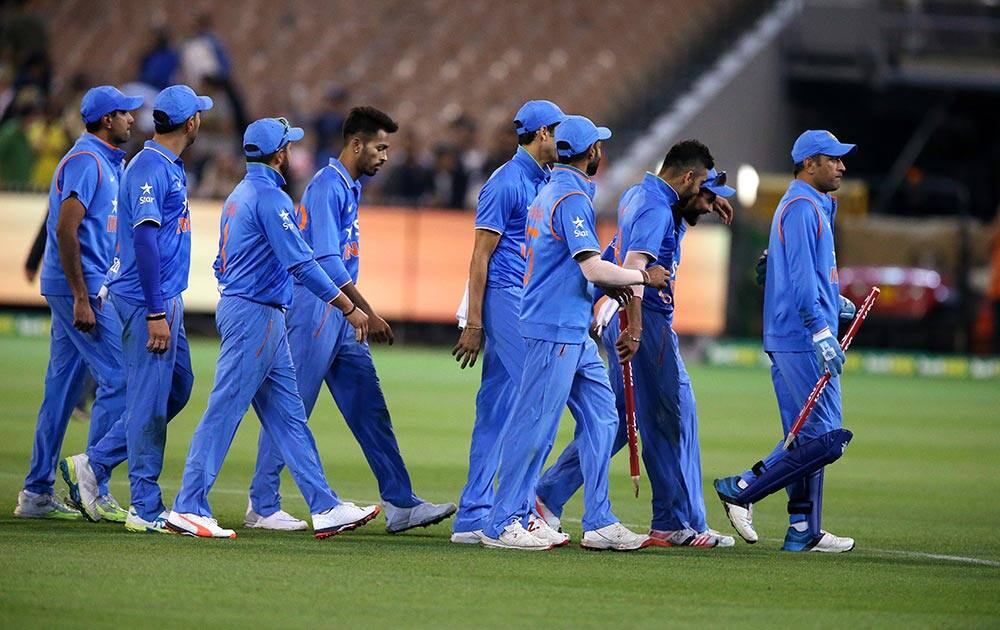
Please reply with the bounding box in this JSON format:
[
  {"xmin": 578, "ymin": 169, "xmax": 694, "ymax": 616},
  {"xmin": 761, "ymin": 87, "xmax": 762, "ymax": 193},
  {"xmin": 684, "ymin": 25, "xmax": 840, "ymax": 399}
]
[
  {"xmin": 534, "ymin": 497, "xmax": 561, "ymax": 531},
  {"xmin": 312, "ymin": 502, "xmax": 380, "ymax": 540},
  {"xmin": 527, "ymin": 514, "xmax": 569, "ymax": 547},
  {"xmin": 166, "ymin": 511, "xmax": 237, "ymax": 539},
  {"xmin": 648, "ymin": 527, "xmax": 734, "ymax": 548}
]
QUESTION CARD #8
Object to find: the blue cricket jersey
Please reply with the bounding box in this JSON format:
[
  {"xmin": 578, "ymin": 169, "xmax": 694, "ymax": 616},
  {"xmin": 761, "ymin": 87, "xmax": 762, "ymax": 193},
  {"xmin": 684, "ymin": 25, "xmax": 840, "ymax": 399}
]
[
  {"xmin": 763, "ymin": 178, "xmax": 840, "ymax": 352},
  {"xmin": 40, "ymin": 133, "xmax": 126, "ymax": 297},
  {"xmin": 214, "ymin": 163, "xmax": 338, "ymax": 308},
  {"xmin": 474, "ymin": 146, "xmax": 549, "ymax": 288},
  {"xmin": 602, "ymin": 172, "xmax": 683, "ymax": 320},
  {"xmin": 295, "ymin": 158, "xmax": 360, "ymax": 288},
  {"xmin": 108, "ymin": 140, "xmax": 192, "ymax": 303},
  {"xmin": 519, "ymin": 165, "xmax": 602, "ymax": 344}
]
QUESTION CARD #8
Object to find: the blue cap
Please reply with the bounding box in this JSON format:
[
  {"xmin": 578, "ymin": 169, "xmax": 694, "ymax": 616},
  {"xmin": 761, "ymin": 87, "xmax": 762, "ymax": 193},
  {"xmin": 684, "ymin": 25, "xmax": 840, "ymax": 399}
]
[
  {"xmin": 791, "ymin": 129, "xmax": 855, "ymax": 163},
  {"xmin": 702, "ymin": 168, "xmax": 735, "ymax": 198},
  {"xmin": 513, "ymin": 100, "xmax": 566, "ymax": 135},
  {"xmin": 554, "ymin": 115, "xmax": 611, "ymax": 158},
  {"xmin": 153, "ymin": 85, "xmax": 213, "ymax": 125},
  {"xmin": 243, "ymin": 117, "xmax": 305, "ymax": 157},
  {"xmin": 80, "ymin": 86, "xmax": 144, "ymax": 123}
]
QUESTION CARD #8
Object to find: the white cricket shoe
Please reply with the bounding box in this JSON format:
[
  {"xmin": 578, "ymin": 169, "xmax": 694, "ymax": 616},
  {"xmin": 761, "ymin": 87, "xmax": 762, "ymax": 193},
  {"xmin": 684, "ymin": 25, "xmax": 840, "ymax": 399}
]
[
  {"xmin": 581, "ymin": 522, "xmax": 651, "ymax": 551},
  {"xmin": 535, "ymin": 497, "xmax": 561, "ymax": 531},
  {"xmin": 701, "ymin": 528, "xmax": 736, "ymax": 548},
  {"xmin": 450, "ymin": 530, "xmax": 485, "ymax": 544},
  {"xmin": 720, "ymin": 500, "xmax": 757, "ymax": 544},
  {"xmin": 60, "ymin": 454, "xmax": 100, "ymax": 521},
  {"xmin": 384, "ymin": 500, "xmax": 457, "ymax": 533},
  {"xmin": 244, "ymin": 500, "xmax": 307, "ymax": 531},
  {"xmin": 527, "ymin": 514, "xmax": 569, "ymax": 547},
  {"xmin": 810, "ymin": 531, "xmax": 855, "ymax": 553},
  {"xmin": 481, "ymin": 522, "xmax": 553, "ymax": 551},
  {"xmin": 166, "ymin": 511, "xmax": 237, "ymax": 539},
  {"xmin": 312, "ymin": 502, "xmax": 380, "ymax": 539},
  {"xmin": 13, "ymin": 489, "xmax": 81, "ymax": 520},
  {"xmin": 125, "ymin": 508, "xmax": 172, "ymax": 534}
]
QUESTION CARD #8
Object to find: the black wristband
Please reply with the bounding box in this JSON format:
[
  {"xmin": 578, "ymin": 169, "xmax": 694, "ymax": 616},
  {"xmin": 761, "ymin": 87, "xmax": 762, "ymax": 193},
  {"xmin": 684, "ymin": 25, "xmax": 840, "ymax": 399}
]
[
  {"xmin": 344, "ymin": 305, "xmax": 357, "ymax": 317},
  {"xmin": 146, "ymin": 312, "xmax": 166, "ymax": 321}
]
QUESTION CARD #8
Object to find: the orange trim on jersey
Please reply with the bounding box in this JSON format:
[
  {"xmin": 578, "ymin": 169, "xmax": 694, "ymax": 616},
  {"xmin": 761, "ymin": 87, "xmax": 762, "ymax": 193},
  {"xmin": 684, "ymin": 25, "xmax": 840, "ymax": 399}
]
[
  {"xmin": 297, "ymin": 203, "xmax": 308, "ymax": 230},
  {"xmin": 548, "ymin": 191, "xmax": 587, "ymax": 242},
  {"xmin": 776, "ymin": 196, "xmax": 823, "ymax": 244},
  {"xmin": 314, "ymin": 303, "xmax": 334, "ymax": 337},
  {"xmin": 219, "ymin": 223, "xmax": 230, "ymax": 274},
  {"xmin": 86, "ymin": 132, "xmax": 120, "ymax": 151},
  {"xmin": 55, "ymin": 151, "xmax": 103, "ymax": 195}
]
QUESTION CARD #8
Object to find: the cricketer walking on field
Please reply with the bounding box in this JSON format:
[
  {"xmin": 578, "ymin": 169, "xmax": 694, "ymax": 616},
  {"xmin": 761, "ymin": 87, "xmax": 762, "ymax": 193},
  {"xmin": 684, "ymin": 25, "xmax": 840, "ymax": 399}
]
[
  {"xmin": 15, "ymin": 86, "xmax": 143, "ymax": 522},
  {"xmin": 248, "ymin": 107, "xmax": 456, "ymax": 533},
  {"xmin": 450, "ymin": 100, "xmax": 566, "ymax": 544},
  {"xmin": 536, "ymin": 141, "xmax": 738, "ymax": 549},
  {"xmin": 61, "ymin": 85, "xmax": 211, "ymax": 533},
  {"xmin": 482, "ymin": 115, "xmax": 669, "ymax": 551},
  {"xmin": 714, "ymin": 130, "xmax": 858, "ymax": 553},
  {"xmin": 167, "ymin": 118, "xmax": 380, "ymax": 539}
]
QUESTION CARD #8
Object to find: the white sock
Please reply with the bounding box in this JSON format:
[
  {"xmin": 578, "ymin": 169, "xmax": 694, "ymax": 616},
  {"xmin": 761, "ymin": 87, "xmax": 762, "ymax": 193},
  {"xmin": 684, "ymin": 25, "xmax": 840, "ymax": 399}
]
[{"xmin": 791, "ymin": 521, "xmax": 808, "ymax": 532}]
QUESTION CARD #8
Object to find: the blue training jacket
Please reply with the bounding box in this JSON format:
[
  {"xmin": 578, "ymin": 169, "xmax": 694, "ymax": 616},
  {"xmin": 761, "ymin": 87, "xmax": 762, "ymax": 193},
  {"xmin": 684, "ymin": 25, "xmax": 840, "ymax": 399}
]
[{"xmin": 763, "ymin": 179, "xmax": 840, "ymax": 352}]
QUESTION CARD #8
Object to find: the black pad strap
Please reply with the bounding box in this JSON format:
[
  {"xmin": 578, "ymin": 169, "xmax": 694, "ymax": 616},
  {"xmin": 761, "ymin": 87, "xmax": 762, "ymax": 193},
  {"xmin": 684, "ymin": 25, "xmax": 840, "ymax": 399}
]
[
  {"xmin": 751, "ymin": 460, "xmax": 767, "ymax": 477},
  {"xmin": 788, "ymin": 501, "xmax": 813, "ymax": 515}
]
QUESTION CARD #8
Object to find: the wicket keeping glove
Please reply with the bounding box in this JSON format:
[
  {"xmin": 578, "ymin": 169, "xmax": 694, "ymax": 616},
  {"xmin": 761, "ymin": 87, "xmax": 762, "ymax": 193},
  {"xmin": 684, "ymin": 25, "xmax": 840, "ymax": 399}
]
[
  {"xmin": 838, "ymin": 294, "xmax": 856, "ymax": 322},
  {"xmin": 813, "ymin": 328, "xmax": 846, "ymax": 375},
  {"xmin": 754, "ymin": 249, "xmax": 768, "ymax": 287}
]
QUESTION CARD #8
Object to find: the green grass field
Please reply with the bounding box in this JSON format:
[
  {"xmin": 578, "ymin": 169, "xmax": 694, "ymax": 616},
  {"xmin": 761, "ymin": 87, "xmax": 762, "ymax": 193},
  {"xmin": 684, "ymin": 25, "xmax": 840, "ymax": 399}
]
[{"xmin": 1, "ymin": 335, "xmax": 998, "ymax": 627}]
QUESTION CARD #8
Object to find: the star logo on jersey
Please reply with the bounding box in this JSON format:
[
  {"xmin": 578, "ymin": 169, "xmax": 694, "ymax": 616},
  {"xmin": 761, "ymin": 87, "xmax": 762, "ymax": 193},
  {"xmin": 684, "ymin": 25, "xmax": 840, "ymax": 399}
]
[
  {"xmin": 111, "ymin": 198, "xmax": 118, "ymax": 213},
  {"xmin": 279, "ymin": 209, "xmax": 294, "ymax": 230},
  {"xmin": 572, "ymin": 216, "xmax": 589, "ymax": 238},
  {"xmin": 138, "ymin": 182, "xmax": 154, "ymax": 204}
]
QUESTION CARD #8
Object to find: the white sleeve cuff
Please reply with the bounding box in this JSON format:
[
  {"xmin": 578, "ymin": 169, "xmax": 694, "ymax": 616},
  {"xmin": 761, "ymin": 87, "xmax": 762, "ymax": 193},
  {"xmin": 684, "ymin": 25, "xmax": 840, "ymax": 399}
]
[{"xmin": 812, "ymin": 327, "xmax": 834, "ymax": 343}]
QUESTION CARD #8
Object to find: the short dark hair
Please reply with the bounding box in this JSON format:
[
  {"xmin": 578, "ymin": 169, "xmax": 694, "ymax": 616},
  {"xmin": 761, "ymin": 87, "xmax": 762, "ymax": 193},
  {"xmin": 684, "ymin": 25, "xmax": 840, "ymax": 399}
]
[
  {"xmin": 85, "ymin": 120, "xmax": 103, "ymax": 133},
  {"xmin": 246, "ymin": 152, "xmax": 278, "ymax": 165},
  {"xmin": 342, "ymin": 106, "xmax": 398, "ymax": 140},
  {"xmin": 661, "ymin": 139, "xmax": 714, "ymax": 173},
  {"xmin": 153, "ymin": 109, "xmax": 185, "ymax": 135},
  {"xmin": 793, "ymin": 160, "xmax": 805, "ymax": 176},
  {"xmin": 557, "ymin": 147, "xmax": 591, "ymax": 165},
  {"xmin": 517, "ymin": 122, "xmax": 559, "ymax": 146}
]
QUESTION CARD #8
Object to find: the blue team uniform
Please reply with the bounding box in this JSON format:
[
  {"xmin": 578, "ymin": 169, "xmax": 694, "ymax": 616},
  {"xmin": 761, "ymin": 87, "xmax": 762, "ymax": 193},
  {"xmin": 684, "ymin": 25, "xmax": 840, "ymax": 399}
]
[
  {"xmin": 537, "ymin": 173, "xmax": 709, "ymax": 532},
  {"xmin": 737, "ymin": 178, "xmax": 843, "ymax": 539},
  {"xmin": 172, "ymin": 163, "xmax": 343, "ymax": 516},
  {"xmin": 453, "ymin": 147, "xmax": 549, "ymax": 534},
  {"xmin": 484, "ymin": 164, "xmax": 620, "ymax": 538},
  {"xmin": 24, "ymin": 133, "xmax": 127, "ymax": 497},
  {"xmin": 90, "ymin": 139, "xmax": 196, "ymax": 522},
  {"xmin": 248, "ymin": 157, "xmax": 421, "ymax": 516}
]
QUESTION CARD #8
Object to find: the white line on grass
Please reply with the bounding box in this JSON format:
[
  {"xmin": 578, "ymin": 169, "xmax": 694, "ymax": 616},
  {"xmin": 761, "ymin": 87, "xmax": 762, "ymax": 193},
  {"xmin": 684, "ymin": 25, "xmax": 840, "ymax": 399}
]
[{"xmin": 4, "ymin": 470, "xmax": 998, "ymax": 567}]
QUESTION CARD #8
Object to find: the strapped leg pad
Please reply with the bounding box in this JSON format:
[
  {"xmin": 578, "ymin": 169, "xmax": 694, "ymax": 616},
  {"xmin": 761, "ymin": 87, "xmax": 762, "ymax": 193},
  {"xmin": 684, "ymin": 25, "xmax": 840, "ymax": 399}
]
[{"xmin": 729, "ymin": 429, "xmax": 852, "ymax": 506}]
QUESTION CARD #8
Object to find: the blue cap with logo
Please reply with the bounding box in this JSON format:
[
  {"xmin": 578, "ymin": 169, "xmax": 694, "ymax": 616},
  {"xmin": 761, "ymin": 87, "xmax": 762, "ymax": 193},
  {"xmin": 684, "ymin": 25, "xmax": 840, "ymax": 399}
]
[
  {"xmin": 153, "ymin": 85, "xmax": 214, "ymax": 125},
  {"xmin": 702, "ymin": 168, "xmax": 735, "ymax": 198},
  {"xmin": 791, "ymin": 130, "xmax": 855, "ymax": 163},
  {"xmin": 554, "ymin": 115, "xmax": 612, "ymax": 158},
  {"xmin": 80, "ymin": 86, "xmax": 145, "ymax": 123},
  {"xmin": 513, "ymin": 100, "xmax": 566, "ymax": 135},
  {"xmin": 243, "ymin": 117, "xmax": 305, "ymax": 157}
]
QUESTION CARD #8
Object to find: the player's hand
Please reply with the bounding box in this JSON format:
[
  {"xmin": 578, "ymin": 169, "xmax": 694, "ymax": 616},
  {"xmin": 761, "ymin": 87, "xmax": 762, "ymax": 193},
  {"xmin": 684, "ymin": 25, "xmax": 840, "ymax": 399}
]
[
  {"xmin": 813, "ymin": 328, "xmax": 845, "ymax": 376},
  {"xmin": 346, "ymin": 308, "xmax": 369, "ymax": 343},
  {"xmin": 73, "ymin": 297, "xmax": 96, "ymax": 333},
  {"xmin": 712, "ymin": 196, "xmax": 734, "ymax": 225},
  {"xmin": 452, "ymin": 326, "xmax": 483, "ymax": 369},
  {"xmin": 643, "ymin": 265, "xmax": 669, "ymax": 290},
  {"xmin": 615, "ymin": 328, "xmax": 640, "ymax": 364},
  {"xmin": 606, "ymin": 286, "xmax": 634, "ymax": 309},
  {"xmin": 146, "ymin": 318, "xmax": 171, "ymax": 354},
  {"xmin": 755, "ymin": 249, "xmax": 768, "ymax": 287},
  {"xmin": 368, "ymin": 313, "xmax": 394, "ymax": 345},
  {"xmin": 838, "ymin": 294, "xmax": 856, "ymax": 322}
]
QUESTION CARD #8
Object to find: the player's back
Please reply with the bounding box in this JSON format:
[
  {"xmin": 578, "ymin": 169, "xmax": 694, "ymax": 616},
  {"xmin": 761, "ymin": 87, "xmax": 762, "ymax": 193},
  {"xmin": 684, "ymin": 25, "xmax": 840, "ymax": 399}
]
[
  {"xmin": 216, "ymin": 164, "xmax": 304, "ymax": 308},
  {"xmin": 520, "ymin": 165, "xmax": 601, "ymax": 344},
  {"xmin": 40, "ymin": 133, "xmax": 125, "ymax": 297}
]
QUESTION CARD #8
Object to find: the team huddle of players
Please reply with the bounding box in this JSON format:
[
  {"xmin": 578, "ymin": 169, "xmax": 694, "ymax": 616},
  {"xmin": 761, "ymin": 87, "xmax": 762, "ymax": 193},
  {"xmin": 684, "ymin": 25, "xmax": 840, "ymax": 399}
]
[{"xmin": 16, "ymin": 84, "xmax": 858, "ymax": 553}]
